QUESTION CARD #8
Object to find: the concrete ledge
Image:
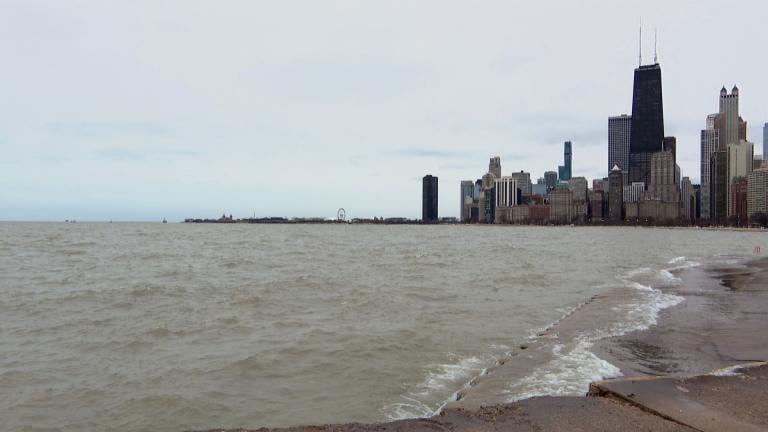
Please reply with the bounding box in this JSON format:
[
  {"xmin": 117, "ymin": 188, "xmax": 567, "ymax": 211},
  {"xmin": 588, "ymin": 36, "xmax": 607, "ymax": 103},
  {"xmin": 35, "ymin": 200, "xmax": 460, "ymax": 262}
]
[
  {"xmin": 588, "ymin": 362, "xmax": 768, "ymax": 432},
  {"xmin": 200, "ymin": 363, "xmax": 768, "ymax": 432}
]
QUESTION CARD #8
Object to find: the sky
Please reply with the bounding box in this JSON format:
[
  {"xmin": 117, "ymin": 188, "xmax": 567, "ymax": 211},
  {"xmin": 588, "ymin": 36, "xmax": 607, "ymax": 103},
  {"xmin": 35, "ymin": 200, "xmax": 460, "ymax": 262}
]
[{"xmin": 1, "ymin": 0, "xmax": 766, "ymax": 221}]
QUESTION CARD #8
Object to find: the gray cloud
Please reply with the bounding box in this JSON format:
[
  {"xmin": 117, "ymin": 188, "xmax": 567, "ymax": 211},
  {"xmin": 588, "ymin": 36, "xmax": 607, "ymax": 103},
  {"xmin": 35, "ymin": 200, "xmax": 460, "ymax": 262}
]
[{"xmin": 1, "ymin": 0, "xmax": 766, "ymax": 219}]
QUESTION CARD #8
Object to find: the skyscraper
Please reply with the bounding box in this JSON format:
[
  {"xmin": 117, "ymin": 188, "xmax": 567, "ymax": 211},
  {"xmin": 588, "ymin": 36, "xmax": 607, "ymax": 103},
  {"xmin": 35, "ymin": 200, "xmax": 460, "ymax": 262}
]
[
  {"xmin": 608, "ymin": 166, "xmax": 623, "ymax": 221},
  {"xmin": 710, "ymin": 151, "xmax": 728, "ymax": 224},
  {"xmin": 719, "ymin": 87, "xmax": 740, "ymax": 146},
  {"xmin": 494, "ymin": 176, "xmax": 519, "ymax": 208},
  {"xmin": 510, "ymin": 171, "xmax": 532, "ymax": 198},
  {"xmin": 729, "ymin": 178, "xmax": 748, "ymax": 225},
  {"xmin": 460, "ymin": 180, "xmax": 474, "ymax": 221},
  {"xmin": 629, "ymin": 63, "xmax": 665, "ymax": 187},
  {"xmin": 544, "ymin": 171, "xmax": 558, "ymax": 191},
  {"xmin": 727, "ymin": 140, "xmax": 754, "ymax": 217},
  {"xmin": 763, "ymin": 122, "xmax": 767, "ymax": 158},
  {"xmin": 558, "ymin": 141, "xmax": 572, "ymax": 181},
  {"xmin": 623, "ymin": 182, "xmax": 645, "ymax": 203},
  {"xmin": 422, "ymin": 175, "xmax": 438, "ymax": 223},
  {"xmin": 681, "ymin": 177, "xmax": 694, "ymax": 222},
  {"xmin": 711, "ymin": 87, "xmax": 749, "ymax": 219},
  {"xmin": 608, "ymin": 114, "xmax": 631, "ymax": 185},
  {"xmin": 748, "ymin": 168, "xmax": 768, "ymax": 221},
  {"xmin": 664, "ymin": 136, "xmax": 677, "ymax": 163},
  {"xmin": 693, "ymin": 184, "xmax": 701, "ymax": 220},
  {"xmin": 700, "ymin": 120, "xmax": 719, "ymax": 220},
  {"xmin": 488, "ymin": 156, "xmax": 501, "ymax": 179},
  {"xmin": 717, "ymin": 87, "xmax": 747, "ymax": 146},
  {"xmin": 481, "ymin": 173, "xmax": 496, "ymax": 224},
  {"xmin": 648, "ymin": 150, "xmax": 680, "ymax": 211},
  {"xmin": 568, "ymin": 177, "xmax": 588, "ymax": 202},
  {"xmin": 701, "ymin": 87, "xmax": 748, "ymax": 221}
]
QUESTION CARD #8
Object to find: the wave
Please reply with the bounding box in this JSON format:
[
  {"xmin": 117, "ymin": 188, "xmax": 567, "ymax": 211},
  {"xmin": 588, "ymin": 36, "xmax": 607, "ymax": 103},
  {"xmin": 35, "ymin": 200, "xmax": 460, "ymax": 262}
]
[
  {"xmin": 384, "ymin": 354, "xmax": 492, "ymax": 420},
  {"xmin": 419, "ymin": 257, "xmax": 694, "ymax": 409},
  {"xmin": 506, "ymin": 338, "xmax": 621, "ymax": 400},
  {"xmin": 526, "ymin": 296, "xmax": 600, "ymax": 341},
  {"xmin": 668, "ymin": 256, "xmax": 687, "ymax": 264},
  {"xmin": 667, "ymin": 255, "xmax": 702, "ymax": 272}
]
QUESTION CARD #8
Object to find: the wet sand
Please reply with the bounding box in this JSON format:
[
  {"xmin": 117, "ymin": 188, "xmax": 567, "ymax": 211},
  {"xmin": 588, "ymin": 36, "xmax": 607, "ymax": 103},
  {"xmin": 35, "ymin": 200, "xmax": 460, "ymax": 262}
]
[{"xmin": 201, "ymin": 257, "xmax": 768, "ymax": 432}]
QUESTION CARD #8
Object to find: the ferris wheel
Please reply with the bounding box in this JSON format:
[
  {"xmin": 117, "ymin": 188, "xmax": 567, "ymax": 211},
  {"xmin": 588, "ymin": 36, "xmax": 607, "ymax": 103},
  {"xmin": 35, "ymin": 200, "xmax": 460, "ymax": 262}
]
[{"xmin": 337, "ymin": 208, "xmax": 347, "ymax": 222}]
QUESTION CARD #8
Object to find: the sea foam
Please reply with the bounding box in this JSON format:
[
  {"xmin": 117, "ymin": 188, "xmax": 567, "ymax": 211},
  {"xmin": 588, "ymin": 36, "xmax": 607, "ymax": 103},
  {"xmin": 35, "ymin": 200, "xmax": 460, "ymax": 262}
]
[
  {"xmin": 504, "ymin": 259, "xmax": 687, "ymax": 402},
  {"xmin": 384, "ymin": 354, "xmax": 490, "ymax": 420},
  {"xmin": 505, "ymin": 338, "xmax": 621, "ymax": 401}
]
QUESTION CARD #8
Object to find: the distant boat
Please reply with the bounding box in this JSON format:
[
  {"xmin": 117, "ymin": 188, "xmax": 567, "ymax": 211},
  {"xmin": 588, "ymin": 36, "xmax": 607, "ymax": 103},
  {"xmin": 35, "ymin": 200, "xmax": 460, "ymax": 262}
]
[{"xmin": 162, "ymin": 218, "xmax": 167, "ymax": 224}]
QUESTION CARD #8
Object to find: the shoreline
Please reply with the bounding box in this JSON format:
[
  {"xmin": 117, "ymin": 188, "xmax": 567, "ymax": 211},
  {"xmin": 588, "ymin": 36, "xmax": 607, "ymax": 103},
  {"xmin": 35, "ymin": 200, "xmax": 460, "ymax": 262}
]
[
  {"xmin": 201, "ymin": 256, "xmax": 768, "ymax": 432},
  {"xmin": 181, "ymin": 219, "xmax": 768, "ymax": 231},
  {"xmin": 3, "ymin": 220, "xmax": 767, "ymax": 233}
]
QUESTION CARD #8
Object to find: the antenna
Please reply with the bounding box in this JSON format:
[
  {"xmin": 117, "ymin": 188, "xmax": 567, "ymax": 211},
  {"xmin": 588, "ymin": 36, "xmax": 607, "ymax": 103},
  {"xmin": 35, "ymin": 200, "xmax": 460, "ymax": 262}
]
[
  {"xmin": 654, "ymin": 28, "xmax": 658, "ymax": 64},
  {"xmin": 638, "ymin": 19, "xmax": 643, "ymax": 66}
]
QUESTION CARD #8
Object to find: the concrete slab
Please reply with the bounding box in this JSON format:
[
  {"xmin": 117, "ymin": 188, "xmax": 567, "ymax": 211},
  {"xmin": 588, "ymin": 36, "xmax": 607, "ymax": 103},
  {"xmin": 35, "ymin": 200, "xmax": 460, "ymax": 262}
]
[{"xmin": 590, "ymin": 363, "xmax": 768, "ymax": 432}]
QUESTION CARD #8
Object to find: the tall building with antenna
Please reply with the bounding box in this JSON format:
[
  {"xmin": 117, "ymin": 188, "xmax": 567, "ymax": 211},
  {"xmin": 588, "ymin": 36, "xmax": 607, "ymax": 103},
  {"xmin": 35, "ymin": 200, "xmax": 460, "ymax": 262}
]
[{"xmin": 628, "ymin": 27, "xmax": 665, "ymax": 188}]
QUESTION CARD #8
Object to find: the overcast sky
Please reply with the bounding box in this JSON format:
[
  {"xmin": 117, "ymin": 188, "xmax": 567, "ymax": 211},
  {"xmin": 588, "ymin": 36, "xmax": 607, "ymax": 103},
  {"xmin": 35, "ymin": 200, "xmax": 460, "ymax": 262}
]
[{"xmin": 1, "ymin": 0, "xmax": 766, "ymax": 221}]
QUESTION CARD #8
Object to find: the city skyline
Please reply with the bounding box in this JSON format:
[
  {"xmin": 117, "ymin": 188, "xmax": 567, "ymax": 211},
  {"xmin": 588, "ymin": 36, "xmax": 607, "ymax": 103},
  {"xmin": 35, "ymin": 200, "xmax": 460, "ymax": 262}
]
[
  {"xmin": 1, "ymin": 1, "xmax": 767, "ymax": 221},
  {"xmin": 457, "ymin": 53, "xmax": 765, "ymax": 225}
]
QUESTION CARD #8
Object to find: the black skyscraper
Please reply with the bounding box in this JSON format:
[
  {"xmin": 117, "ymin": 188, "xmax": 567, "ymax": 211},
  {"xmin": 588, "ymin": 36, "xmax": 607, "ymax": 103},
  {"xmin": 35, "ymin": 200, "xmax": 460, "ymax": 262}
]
[
  {"xmin": 558, "ymin": 141, "xmax": 572, "ymax": 181},
  {"xmin": 422, "ymin": 175, "xmax": 438, "ymax": 223},
  {"xmin": 629, "ymin": 63, "xmax": 665, "ymax": 187}
]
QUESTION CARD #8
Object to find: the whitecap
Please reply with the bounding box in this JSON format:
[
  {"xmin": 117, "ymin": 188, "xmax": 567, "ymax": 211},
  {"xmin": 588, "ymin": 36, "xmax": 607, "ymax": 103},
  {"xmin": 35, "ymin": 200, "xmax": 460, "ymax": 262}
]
[
  {"xmin": 506, "ymin": 264, "xmax": 685, "ymax": 402},
  {"xmin": 383, "ymin": 355, "xmax": 490, "ymax": 420},
  {"xmin": 668, "ymin": 256, "xmax": 686, "ymax": 264},
  {"xmin": 667, "ymin": 260, "xmax": 701, "ymax": 272},
  {"xmin": 710, "ymin": 364, "xmax": 745, "ymax": 377},
  {"xmin": 657, "ymin": 269, "xmax": 682, "ymax": 286},
  {"xmin": 505, "ymin": 338, "xmax": 621, "ymax": 401}
]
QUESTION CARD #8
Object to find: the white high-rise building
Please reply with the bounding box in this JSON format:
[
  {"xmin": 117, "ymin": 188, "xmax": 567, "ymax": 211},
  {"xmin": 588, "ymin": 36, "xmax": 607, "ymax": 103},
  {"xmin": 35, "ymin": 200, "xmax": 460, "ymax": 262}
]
[
  {"xmin": 495, "ymin": 176, "xmax": 519, "ymax": 208},
  {"xmin": 608, "ymin": 114, "xmax": 631, "ymax": 185},
  {"xmin": 727, "ymin": 140, "xmax": 754, "ymax": 217},
  {"xmin": 623, "ymin": 182, "xmax": 645, "ymax": 203},
  {"xmin": 728, "ymin": 140, "xmax": 755, "ymax": 180}
]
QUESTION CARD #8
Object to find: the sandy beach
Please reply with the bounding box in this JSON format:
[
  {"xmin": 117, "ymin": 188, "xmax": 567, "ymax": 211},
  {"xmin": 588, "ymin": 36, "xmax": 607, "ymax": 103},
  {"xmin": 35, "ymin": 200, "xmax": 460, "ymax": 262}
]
[{"xmin": 200, "ymin": 257, "xmax": 768, "ymax": 432}]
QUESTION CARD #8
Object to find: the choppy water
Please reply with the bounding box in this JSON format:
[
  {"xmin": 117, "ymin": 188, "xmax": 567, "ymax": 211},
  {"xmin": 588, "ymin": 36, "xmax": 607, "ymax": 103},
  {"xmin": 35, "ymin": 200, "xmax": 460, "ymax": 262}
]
[{"xmin": 0, "ymin": 223, "xmax": 763, "ymax": 431}]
